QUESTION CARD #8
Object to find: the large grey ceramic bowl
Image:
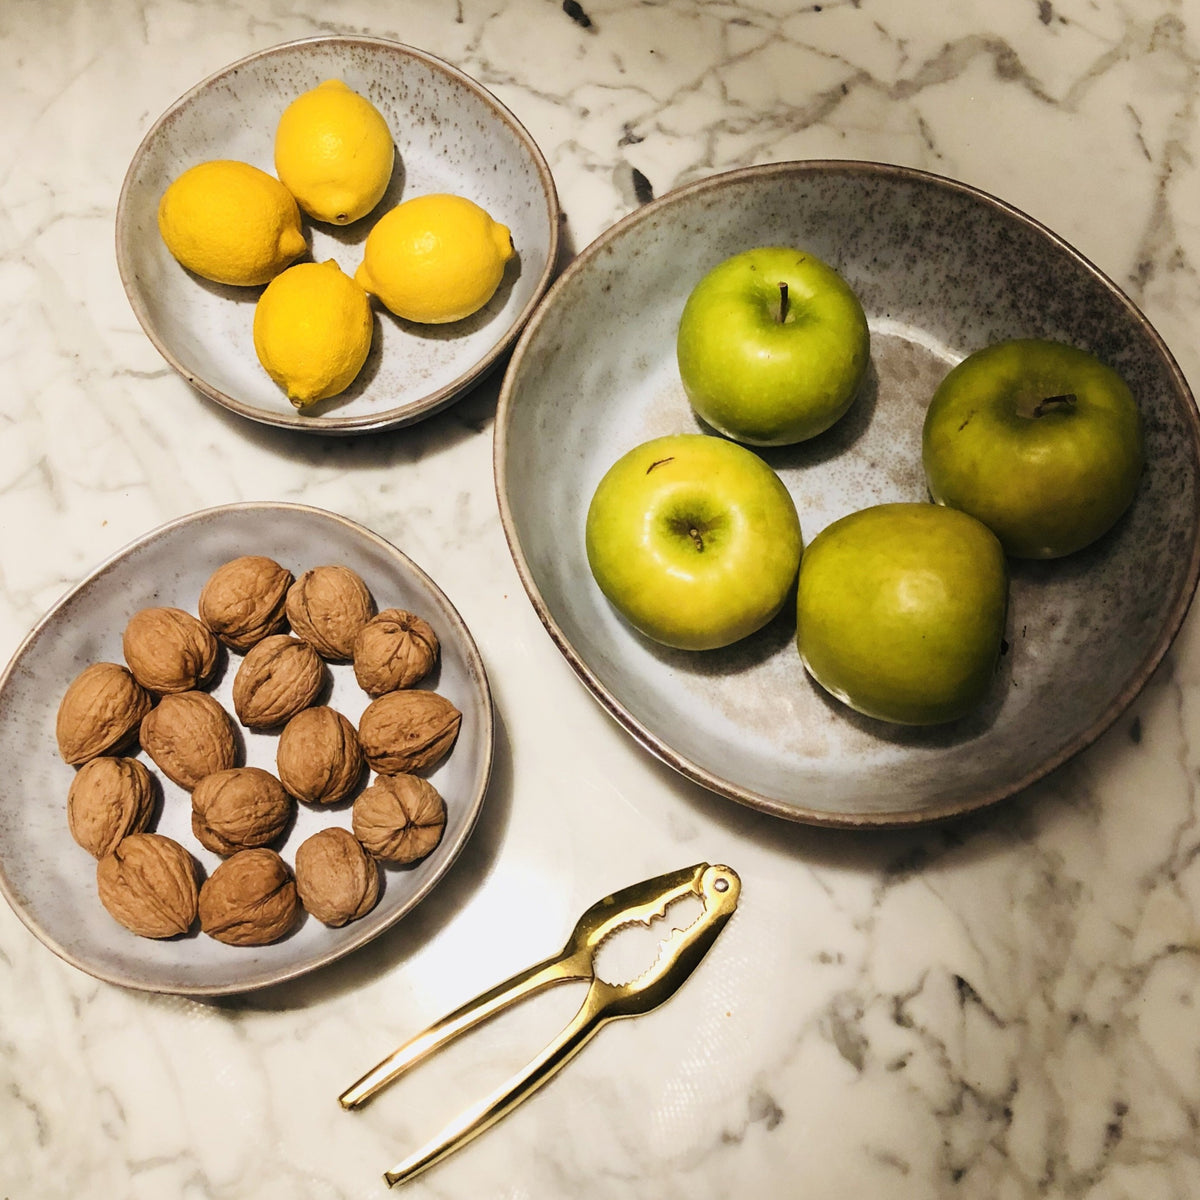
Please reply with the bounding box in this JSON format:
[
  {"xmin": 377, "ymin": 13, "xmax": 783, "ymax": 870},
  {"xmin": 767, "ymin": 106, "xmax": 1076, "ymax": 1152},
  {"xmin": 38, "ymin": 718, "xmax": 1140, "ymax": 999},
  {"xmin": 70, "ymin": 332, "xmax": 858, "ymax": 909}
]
[
  {"xmin": 117, "ymin": 36, "xmax": 559, "ymax": 435},
  {"xmin": 0, "ymin": 503, "xmax": 494, "ymax": 994},
  {"xmin": 495, "ymin": 160, "xmax": 1200, "ymax": 827}
]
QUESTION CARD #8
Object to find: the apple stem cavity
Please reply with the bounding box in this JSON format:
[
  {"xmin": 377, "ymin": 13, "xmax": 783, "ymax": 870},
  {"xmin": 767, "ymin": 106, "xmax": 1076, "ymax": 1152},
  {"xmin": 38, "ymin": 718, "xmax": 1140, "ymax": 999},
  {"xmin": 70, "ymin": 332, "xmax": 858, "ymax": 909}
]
[
  {"xmin": 776, "ymin": 281, "xmax": 789, "ymax": 324},
  {"xmin": 668, "ymin": 513, "xmax": 708, "ymax": 552}
]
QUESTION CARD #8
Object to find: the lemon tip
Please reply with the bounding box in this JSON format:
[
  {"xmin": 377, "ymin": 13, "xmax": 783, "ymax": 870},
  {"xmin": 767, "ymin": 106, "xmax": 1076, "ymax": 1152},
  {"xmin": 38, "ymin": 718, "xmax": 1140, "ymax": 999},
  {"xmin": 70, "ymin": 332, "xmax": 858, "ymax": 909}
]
[{"xmin": 495, "ymin": 223, "xmax": 515, "ymax": 261}]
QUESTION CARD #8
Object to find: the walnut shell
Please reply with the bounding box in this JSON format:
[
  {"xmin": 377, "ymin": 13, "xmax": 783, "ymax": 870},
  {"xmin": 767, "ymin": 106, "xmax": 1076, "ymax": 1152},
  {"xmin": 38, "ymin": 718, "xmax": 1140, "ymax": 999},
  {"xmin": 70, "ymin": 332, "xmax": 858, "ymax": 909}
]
[
  {"xmin": 139, "ymin": 690, "xmax": 237, "ymax": 790},
  {"xmin": 285, "ymin": 565, "xmax": 376, "ymax": 661},
  {"xmin": 352, "ymin": 773, "xmax": 446, "ymax": 864},
  {"xmin": 56, "ymin": 662, "xmax": 153, "ymax": 765},
  {"xmin": 122, "ymin": 606, "xmax": 219, "ymax": 694},
  {"xmin": 295, "ymin": 826, "xmax": 380, "ymax": 927},
  {"xmin": 68, "ymin": 756, "xmax": 158, "ymax": 858},
  {"xmin": 352, "ymin": 608, "xmax": 439, "ymax": 696},
  {"xmin": 198, "ymin": 555, "xmax": 293, "ymax": 651},
  {"xmin": 276, "ymin": 706, "xmax": 364, "ymax": 805},
  {"xmin": 198, "ymin": 847, "xmax": 300, "ymax": 946},
  {"xmin": 96, "ymin": 832, "xmax": 199, "ymax": 939},
  {"xmin": 357, "ymin": 690, "xmax": 461, "ymax": 775},
  {"xmin": 231, "ymin": 634, "xmax": 325, "ymax": 729},
  {"xmin": 190, "ymin": 767, "xmax": 294, "ymax": 856}
]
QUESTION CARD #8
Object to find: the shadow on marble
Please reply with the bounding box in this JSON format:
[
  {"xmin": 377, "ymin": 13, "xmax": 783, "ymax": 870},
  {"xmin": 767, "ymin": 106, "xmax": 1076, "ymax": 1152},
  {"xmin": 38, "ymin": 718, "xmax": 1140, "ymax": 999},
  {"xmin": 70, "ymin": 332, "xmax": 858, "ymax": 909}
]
[
  {"xmin": 630, "ymin": 717, "xmax": 1111, "ymax": 876},
  {"xmin": 555, "ymin": 211, "xmax": 580, "ymax": 270}
]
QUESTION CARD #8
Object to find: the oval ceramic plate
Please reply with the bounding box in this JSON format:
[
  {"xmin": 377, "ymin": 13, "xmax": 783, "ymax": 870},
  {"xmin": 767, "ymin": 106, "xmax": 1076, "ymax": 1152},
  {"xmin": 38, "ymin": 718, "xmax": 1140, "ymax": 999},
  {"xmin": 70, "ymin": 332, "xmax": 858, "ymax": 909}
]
[
  {"xmin": 496, "ymin": 160, "xmax": 1200, "ymax": 827},
  {"xmin": 116, "ymin": 36, "xmax": 560, "ymax": 435},
  {"xmin": 0, "ymin": 503, "xmax": 494, "ymax": 994}
]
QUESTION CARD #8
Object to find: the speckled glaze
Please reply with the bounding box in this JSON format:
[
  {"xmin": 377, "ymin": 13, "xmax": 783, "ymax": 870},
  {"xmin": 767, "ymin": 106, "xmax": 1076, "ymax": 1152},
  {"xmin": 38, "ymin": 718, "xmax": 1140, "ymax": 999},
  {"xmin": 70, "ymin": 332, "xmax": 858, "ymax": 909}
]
[
  {"xmin": 116, "ymin": 36, "xmax": 559, "ymax": 435},
  {"xmin": 495, "ymin": 160, "xmax": 1200, "ymax": 827},
  {"xmin": 0, "ymin": 503, "xmax": 493, "ymax": 994}
]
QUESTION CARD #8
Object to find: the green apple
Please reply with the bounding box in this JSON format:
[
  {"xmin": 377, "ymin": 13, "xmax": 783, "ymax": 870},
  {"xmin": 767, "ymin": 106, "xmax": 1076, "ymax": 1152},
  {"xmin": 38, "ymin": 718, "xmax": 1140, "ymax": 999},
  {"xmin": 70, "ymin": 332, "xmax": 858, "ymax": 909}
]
[
  {"xmin": 585, "ymin": 433, "xmax": 803, "ymax": 650},
  {"xmin": 922, "ymin": 338, "xmax": 1144, "ymax": 558},
  {"xmin": 796, "ymin": 503, "xmax": 1008, "ymax": 725},
  {"xmin": 676, "ymin": 246, "xmax": 870, "ymax": 446}
]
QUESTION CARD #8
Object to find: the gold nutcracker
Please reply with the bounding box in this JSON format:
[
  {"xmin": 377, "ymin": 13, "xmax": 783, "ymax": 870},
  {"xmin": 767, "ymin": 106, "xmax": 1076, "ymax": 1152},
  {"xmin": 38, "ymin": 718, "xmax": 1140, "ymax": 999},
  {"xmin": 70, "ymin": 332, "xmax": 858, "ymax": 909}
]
[{"xmin": 341, "ymin": 861, "xmax": 741, "ymax": 1186}]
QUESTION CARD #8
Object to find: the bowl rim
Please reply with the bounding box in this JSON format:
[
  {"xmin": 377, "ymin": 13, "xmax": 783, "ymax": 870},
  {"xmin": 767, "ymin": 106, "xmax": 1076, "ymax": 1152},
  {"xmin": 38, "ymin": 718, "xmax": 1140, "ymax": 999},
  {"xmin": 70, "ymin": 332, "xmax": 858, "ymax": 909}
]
[
  {"xmin": 115, "ymin": 33, "xmax": 562, "ymax": 437},
  {"xmin": 493, "ymin": 157, "xmax": 1200, "ymax": 829},
  {"xmin": 0, "ymin": 500, "xmax": 496, "ymax": 994}
]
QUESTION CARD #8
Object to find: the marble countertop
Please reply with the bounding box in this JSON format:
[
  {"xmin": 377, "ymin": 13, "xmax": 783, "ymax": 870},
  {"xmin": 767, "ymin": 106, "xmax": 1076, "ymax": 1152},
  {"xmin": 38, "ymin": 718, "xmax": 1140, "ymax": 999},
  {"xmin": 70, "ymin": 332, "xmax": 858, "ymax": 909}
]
[{"xmin": 3, "ymin": 1, "xmax": 1200, "ymax": 1196}]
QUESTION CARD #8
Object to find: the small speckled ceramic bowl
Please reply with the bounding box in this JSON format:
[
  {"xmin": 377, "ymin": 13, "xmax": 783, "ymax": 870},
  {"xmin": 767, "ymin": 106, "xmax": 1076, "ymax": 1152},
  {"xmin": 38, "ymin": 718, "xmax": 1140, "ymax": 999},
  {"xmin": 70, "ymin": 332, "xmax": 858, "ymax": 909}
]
[
  {"xmin": 496, "ymin": 160, "xmax": 1200, "ymax": 827},
  {"xmin": 0, "ymin": 503, "xmax": 494, "ymax": 994},
  {"xmin": 116, "ymin": 36, "xmax": 559, "ymax": 435}
]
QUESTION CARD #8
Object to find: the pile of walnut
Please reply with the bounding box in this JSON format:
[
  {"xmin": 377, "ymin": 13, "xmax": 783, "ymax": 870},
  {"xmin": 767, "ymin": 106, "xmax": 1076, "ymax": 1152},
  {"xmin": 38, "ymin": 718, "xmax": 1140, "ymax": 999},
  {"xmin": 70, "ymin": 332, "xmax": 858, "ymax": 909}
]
[{"xmin": 56, "ymin": 555, "xmax": 460, "ymax": 947}]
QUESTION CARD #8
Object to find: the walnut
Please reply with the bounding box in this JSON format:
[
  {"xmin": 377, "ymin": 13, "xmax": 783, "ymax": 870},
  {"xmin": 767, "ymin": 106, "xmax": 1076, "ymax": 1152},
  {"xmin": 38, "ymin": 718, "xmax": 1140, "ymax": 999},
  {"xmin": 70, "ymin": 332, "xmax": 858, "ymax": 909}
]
[
  {"xmin": 190, "ymin": 767, "xmax": 294, "ymax": 856},
  {"xmin": 294, "ymin": 826, "xmax": 380, "ymax": 926},
  {"xmin": 276, "ymin": 706, "xmax": 363, "ymax": 805},
  {"xmin": 285, "ymin": 565, "xmax": 376, "ymax": 660},
  {"xmin": 56, "ymin": 662, "xmax": 153, "ymax": 765},
  {"xmin": 96, "ymin": 832, "xmax": 199, "ymax": 939},
  {"xmin": 352, "ymin": 773, "xmax": 446, "ymax": 864},
  {"xmin": 231, "ymin": 634, "xmax": 325, "ymax": 729},
  {"xmin": 198, "ymin": 555, "xmax": 293, "ymax": 651},
  {"xmin": 357, "ymin": 690, "xmax": 461, "ymax": 775},
  {"xmin": 68, "ymin": 756, "xmax": 157, "ymax": 858},
  {"xmin": 198, "ymin": 847, "xmax": 300, "ymax": 946},
  {"xmin": 353, "ymin": 608, "xmax": 439, "ymax": 696},
  {"xmin": 122, "ymin": 606, "xmax": 219, "ymax": 694},
  {"xmin": 139, "ymin": 690, "xmax": 237, "ymax": 790}
]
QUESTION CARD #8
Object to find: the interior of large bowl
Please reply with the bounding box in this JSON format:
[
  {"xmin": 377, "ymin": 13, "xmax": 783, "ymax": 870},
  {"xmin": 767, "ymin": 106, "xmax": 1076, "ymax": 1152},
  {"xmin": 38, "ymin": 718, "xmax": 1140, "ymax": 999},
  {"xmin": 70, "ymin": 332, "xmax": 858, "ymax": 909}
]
[
  {"xmin": 116, "ymin": 36, "xmax": 558, "ymax": 435},
  {"xmin": 496, "ymin": 160, "xmax": 1200, "ymax": 826},
  {"xmin": 0, "ymin": 503, "xmax": 494, "ymax": 993}
]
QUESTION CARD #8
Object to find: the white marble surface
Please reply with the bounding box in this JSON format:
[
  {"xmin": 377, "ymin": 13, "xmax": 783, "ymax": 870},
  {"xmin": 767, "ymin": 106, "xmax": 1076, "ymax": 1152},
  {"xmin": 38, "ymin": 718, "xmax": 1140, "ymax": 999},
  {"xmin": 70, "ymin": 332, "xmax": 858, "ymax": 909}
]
[{"xmin": 2, "ymin": 0, "xmax": 1200, "ymax": 1196}]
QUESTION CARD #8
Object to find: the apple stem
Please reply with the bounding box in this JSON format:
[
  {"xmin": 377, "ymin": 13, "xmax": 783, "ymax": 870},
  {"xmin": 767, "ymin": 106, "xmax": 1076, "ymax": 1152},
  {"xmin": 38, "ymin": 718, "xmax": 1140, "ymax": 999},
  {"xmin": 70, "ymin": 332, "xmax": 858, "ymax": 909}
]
[
  {"xmin": 1032, "ymin": 392, "xmax": 1077, "ymax": 417},
  {"xmin": 776, "ymin": 282, "xmax": 789, "ymax": 324},
  {"xmin": 689, "ymin": 526, "xmax": 704, "ymax": 551}
]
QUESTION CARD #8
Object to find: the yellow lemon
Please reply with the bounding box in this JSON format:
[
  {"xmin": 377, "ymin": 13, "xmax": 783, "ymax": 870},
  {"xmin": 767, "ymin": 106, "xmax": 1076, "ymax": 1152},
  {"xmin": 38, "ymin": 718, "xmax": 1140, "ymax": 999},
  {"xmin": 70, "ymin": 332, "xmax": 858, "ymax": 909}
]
[
  {"xmin": 274, "ymin": 79, "xmax": 395, "ymax": 225},
  {"xmin": 252, "ymin": 259, "xmax": 373, "ymax": 409},
  {"xmin": 354, "ymin": 193, "xmax": 515, "ymax": 324},
  {"xmin": 157, "ymin": 160, "xmax": 307, "ymax": 286}
]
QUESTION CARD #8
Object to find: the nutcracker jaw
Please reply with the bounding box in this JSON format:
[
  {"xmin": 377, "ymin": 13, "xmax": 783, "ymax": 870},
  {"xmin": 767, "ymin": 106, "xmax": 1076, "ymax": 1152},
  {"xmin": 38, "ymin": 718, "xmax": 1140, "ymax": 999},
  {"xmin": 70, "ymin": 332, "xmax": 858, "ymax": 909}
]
[{"xmin": 339, "ymin": 861, "xmax": 741, "ymax": 1186}]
